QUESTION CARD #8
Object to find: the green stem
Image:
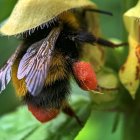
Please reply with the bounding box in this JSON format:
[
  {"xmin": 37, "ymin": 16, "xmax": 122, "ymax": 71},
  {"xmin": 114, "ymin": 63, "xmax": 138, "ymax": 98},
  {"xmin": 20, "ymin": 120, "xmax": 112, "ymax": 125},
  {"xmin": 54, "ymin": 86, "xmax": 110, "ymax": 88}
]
[
  {"xmin": 122, "ymin": 85, "xmax": 140, "ymax": 140},
  {"xmin": 123, "ymin": 111, "xmax": 140, "ymax": 140}
]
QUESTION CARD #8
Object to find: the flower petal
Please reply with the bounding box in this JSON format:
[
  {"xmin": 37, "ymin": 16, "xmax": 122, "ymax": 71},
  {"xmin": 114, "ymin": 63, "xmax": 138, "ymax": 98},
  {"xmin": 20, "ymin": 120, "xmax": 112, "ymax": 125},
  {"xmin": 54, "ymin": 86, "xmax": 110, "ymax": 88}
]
[
  {"xmin": 119, "ymin": 35, "xmax": 140, "ymax": 98},
  {"xmin": 123, "ymin": 0, "xmax": 140, "ymax": 42}
]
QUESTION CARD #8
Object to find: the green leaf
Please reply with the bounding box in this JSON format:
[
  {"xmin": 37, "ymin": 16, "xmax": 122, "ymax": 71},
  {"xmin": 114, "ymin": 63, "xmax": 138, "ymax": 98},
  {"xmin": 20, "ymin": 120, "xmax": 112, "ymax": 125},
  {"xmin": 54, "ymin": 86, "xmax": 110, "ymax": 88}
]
[
  {"xmin": 0, "ymin": 93, "xmax": 91, "ymax": 140},
  {"xmin": 75, "ymin": 111, "xmax": 123, "ymax": 140},
  {"xmin": 0, "ymin": 0, "xmax": 17, "ymax": 22}
]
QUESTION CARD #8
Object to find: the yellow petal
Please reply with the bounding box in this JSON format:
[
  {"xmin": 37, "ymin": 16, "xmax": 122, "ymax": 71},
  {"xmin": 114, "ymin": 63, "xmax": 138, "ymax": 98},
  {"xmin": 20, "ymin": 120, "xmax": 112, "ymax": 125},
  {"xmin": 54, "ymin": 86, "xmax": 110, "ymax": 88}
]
[
  {"xmin": 123, "ymin": 0, "xmax": 140, "ymax": 42},
  {"xmin": 0, "ymin": 0, "xmax": 95, "ymax": 36},
  {"xmin": 119, "ymin": 35, "xmax": 140, "ymax": 98}
]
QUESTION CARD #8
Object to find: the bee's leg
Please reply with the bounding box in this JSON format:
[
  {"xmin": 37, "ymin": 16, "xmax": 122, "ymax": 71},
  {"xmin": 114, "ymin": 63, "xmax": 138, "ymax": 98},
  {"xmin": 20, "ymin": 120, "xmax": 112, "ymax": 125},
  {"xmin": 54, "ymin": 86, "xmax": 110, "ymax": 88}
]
[
  {"xmin": 62, "ymin": 105, "xmax": 83, "ymax": 126},
  {"xmin": 67, "ymin": 31, "xmax": 127, "ymax": 48}
]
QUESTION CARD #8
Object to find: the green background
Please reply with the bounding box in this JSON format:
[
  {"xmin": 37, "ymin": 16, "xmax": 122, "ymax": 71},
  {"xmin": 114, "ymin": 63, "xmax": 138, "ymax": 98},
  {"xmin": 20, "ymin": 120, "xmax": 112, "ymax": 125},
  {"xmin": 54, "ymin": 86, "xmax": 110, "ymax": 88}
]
[{"xmin": 0, "ymin": 0, "xmax": 138, "ymax": 140}]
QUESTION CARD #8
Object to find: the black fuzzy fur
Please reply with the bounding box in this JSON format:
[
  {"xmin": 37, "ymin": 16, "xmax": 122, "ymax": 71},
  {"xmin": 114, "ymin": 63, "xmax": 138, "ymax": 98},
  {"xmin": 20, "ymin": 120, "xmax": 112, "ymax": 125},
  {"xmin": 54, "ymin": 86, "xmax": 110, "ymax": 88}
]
[{"xmin": 24, "ymin": 79, "xmax": 70, "ymax": 109}]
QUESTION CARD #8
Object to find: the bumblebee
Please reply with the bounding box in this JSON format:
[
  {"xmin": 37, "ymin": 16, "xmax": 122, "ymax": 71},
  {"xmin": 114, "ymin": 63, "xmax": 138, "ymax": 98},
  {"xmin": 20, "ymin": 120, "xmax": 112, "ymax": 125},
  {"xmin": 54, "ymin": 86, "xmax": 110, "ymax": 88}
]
[{"xmin": 0, "ymin": 0, "xmax": 123, "ymax": 123}]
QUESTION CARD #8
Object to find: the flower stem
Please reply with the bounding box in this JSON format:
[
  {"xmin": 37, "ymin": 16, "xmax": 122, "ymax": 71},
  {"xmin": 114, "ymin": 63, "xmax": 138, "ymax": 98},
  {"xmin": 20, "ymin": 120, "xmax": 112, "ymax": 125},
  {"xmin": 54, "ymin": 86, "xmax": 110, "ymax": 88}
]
[{"xmin": 123, "ymin": 112, "xmax": 140, "ymax": 140}]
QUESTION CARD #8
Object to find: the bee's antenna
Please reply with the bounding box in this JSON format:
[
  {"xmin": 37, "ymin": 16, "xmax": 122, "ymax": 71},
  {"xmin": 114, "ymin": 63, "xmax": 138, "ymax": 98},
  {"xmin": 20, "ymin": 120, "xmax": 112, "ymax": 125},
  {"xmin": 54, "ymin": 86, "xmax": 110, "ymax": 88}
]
[
  {"xmin": 83, "ymin": 8, "xmax": 113, "ymax": 16},
  {"xmin": 95, "ymin": 38, "xmax": 128, "ymax": 48}
]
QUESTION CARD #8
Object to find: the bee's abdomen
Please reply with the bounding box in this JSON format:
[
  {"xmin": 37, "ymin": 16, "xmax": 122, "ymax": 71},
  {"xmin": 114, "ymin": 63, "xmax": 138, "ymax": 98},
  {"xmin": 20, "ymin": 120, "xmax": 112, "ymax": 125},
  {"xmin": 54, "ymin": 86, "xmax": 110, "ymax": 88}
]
[
  {"xmin": 23, "ymin": 51, "xmax": 70, "ymax": 109},
  {"xmin": 12, "ymin": 49, "xmax": 70, "ymax": 109},
  {"xmin": 23, "ymin": 78, "xmax": 70, "ymax": 109}
]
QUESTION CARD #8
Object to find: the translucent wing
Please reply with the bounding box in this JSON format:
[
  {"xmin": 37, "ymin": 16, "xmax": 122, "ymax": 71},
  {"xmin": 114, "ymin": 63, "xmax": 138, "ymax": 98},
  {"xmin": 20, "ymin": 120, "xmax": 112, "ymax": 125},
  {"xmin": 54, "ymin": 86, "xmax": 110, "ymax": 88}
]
[
  {"xmin": 0, "ymin": 64, "xmax": 11, "ymax": 92},
  {"xmin": 17, "ymin": 42, "xmax": 40, "ymax": 79},
  {"xmin": 17, "ymin": 27, "xmax": 61, "ymax": 96},
  {"xmin": 0, "ymin": 45, "xmax": 22, "ymax": 93}
]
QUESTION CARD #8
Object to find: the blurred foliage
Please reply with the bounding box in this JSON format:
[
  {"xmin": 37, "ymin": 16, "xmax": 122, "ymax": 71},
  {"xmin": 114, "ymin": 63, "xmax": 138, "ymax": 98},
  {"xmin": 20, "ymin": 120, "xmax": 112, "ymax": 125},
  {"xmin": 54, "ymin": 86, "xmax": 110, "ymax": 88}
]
[
  {"xmin": 0, "ymin": 0, "xmax": 139, "ymax": 140},
  {"xmin": 0, "ymin": 0, "xmax": 17, "ymax": 21},
  {"xmin": 0, "ymin": 91, "xmax": 91, "ymax": 140},
  {"xmin": 0, "ymin": 0, "xmax": 19, "ymax": 115}
]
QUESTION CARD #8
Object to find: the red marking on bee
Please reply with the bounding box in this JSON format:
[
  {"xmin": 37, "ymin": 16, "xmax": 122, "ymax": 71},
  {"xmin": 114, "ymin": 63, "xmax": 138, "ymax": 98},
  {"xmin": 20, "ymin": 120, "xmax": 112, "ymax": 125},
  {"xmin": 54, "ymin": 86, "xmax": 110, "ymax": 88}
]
[
  {"xmin": 28, "ymin": 104, "xmax": 60, "ymax": 123},
  {"xmin": 72, "ymin": 61, "xmax": 98, "ymax": 90}
]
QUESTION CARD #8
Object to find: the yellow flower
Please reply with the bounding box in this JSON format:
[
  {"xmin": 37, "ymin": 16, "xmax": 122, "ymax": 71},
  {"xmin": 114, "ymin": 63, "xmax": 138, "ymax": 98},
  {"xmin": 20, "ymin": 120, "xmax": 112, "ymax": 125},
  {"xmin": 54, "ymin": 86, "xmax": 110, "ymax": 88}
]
[{"xmin": 119, "ymin": 0, "xmax": 140, "ymax": 98}]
